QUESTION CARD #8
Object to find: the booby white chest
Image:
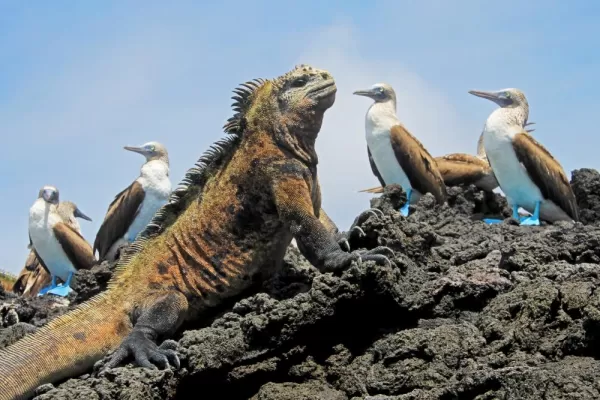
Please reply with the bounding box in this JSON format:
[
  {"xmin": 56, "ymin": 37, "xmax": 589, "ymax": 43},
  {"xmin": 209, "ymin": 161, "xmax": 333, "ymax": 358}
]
[
  {"xmin": 124, "ymin": 160, "xmax": 171, "ymax": 241},
  {"xmin": 365, "ymin": 105, "xmax": 412, "ymax": 192},
  {"xmin": 28, "ymin": 200, "xmax": 75, "ymax": 281},
  {"xmin": 483, "ymin": 117, "xmax": 543, "ymax": 211}
]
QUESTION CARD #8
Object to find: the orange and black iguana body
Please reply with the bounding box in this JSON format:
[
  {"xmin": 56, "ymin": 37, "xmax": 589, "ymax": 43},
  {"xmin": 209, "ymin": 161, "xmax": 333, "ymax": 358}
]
[{"xmin": 0, "ymin": 64, "xmax": 393, "ymax": 400}]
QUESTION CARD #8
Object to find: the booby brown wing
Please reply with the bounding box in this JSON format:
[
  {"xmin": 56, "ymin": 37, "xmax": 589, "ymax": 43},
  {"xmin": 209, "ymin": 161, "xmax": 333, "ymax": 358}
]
[
  {"xmin": 389, "ymin": 124, "xmax": 447, "ymax": 203},
  {"xmin": 434, "ymin": 154, "xmax": 492, "ymax": 187},
  {"xmin": 512, "ymin": 132, "xmax": 579, "ymax": 221},
  {"xmin": 367, "ymin": 147, "xmax": 386, "ymax": 187},
  {"xmin": 93, "ymin": 181, "xmax": 145, "ymax": 260},
  {"xmin": 53, "ymin": 222, "xmax": 96, "ymax": 270}
]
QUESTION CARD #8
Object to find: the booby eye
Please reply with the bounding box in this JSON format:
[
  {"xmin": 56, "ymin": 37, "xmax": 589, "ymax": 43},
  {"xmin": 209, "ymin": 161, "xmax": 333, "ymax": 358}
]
[
  {"xmin": 378, "ymin": 87, "xmax": 384, "ymax": 93},
  {"xmin": 505, "ymin": 92, "xmax": 511, "ymax": 98},
  {"xmin": 292, "ymin": 77, "xmax": 307, "ymax": 87},
  {"xmin": 145, "ymin": 145, "xmax": 155, "ymax": 152}
]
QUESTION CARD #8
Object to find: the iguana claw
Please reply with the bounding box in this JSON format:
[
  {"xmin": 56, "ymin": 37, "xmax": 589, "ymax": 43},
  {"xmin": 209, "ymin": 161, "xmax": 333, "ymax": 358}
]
[
  {"xmin": 337, "ymin": 208, "xmax": 384, "ymax": 248},
  {"xmin": 357, "ymin": 246, "xmax": 395, "ymax": 267},
  {"xmin": 103, "ymin": 331, "xmax": 180, "ymax": 371}
]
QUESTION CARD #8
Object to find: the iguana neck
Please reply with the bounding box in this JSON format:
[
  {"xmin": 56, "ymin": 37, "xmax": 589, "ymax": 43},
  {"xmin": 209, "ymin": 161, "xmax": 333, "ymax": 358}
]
[{"xmin": 274, "ymin": 124, "xmax": 319, "ymax": 167}]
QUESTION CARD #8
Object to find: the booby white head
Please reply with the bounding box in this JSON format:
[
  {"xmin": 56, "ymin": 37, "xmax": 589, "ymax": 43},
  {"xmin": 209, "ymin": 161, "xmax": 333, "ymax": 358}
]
[
  {"xmin": 37, "ymin": 185, "xmax": 60, "ymax": 206},
  {"xmin": 469, "ymin": 88, "xmax": 578, "ymax": 225},
  {"xmin": 94, "ymin": 140, "xmax": 172, "ymax": 262},
  {"xmin": 353, "ymin": 83, "xmax": 447, "ymax": 216},
  {"xmin": 123, "ymin": 141, "xmax": 169, "ymax": 165}
]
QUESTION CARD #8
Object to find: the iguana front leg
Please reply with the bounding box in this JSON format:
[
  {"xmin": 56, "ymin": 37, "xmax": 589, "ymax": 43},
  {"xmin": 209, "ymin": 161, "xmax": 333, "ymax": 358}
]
[
  {"xmin": 103, "ymin": 290, "xmax": 187, "ymax": 370},
  {"xmin": 274, "ymin": 176, "xmax": 393, "ymax": 272}
]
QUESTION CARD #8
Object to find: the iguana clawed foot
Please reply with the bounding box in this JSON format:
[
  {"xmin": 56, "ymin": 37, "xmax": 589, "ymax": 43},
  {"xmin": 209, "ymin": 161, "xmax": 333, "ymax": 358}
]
[
  {"xmin": 356, "ymin": 246, "xmax": 395, "ymax": 267},
  {"xmin": 104, "ymin": 331, "xmax": 180, "ymax": 371},
  {"xmin": 336, "ymin": 208, "xmax": 385, "ymax": 251}
]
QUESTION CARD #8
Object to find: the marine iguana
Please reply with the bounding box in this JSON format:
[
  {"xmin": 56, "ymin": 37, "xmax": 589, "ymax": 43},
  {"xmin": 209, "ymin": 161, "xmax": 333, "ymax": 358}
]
[{"xmin": 0, "ymin": 64, "xmax": 393, "ymax": 400}]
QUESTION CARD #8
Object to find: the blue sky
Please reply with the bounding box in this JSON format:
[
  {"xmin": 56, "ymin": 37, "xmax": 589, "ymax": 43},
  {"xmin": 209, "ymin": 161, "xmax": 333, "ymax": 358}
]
[{"xmin": 1, "ymin": 1, "xmax": 599, "ymax": 274}]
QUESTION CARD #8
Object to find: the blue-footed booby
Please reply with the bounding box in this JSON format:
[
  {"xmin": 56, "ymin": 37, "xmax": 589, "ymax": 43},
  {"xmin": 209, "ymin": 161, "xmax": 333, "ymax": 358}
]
[
  {"xmin": 469, "ymin": 88, "xmax": 579, "ymax": 225},
  {"xmin": 353, "ymin": 83, "xmax": 447, "ymax": 216},
  {"xmin": 15, "ymin": 201, "xmax": 92, "ymax": 298},
  {"xmin": 93, "ymin": 141, "xmax": 171, "ymax": 262},
  {"xmin": 359, "ymin": 122, "xmax": 536, "ymax": 196},
  {"xmin": 28, "ymin": 186, "xmax": 96, "ymax": 297}
]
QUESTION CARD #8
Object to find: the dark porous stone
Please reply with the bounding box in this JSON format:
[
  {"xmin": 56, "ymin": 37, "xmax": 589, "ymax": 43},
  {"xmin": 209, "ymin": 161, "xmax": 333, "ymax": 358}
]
[{"xmin": 2, "ymin": 168, "xmax": 600, "ymax": 399}]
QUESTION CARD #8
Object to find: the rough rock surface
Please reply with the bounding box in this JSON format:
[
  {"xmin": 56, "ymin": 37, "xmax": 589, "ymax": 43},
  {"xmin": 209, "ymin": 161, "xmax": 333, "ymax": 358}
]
[{"xmin": 2, "ymin": 168, "xmax": 600, "ymax": 400}]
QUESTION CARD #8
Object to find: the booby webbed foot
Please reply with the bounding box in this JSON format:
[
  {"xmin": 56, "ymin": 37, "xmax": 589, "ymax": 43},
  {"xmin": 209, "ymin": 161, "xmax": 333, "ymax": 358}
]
[
  {"xmin": 47, "ymin": 284, "xmax": 73, "ymax": 297},
  {"xmin": 512, "ymin": 204, "xmax": 529, "ymax": 222},
  {"xmin": 399, "ymin": 189, "xmax": 412, "ymax": 217},
  {"xmin": 520, "ymin": 201, "xmax": 541, "ymax": 226},
  {"xmin": 47, "ymin": 272, "xmax": 74, "ymax": 297},
  {"xmin": 37, "ymin": 275, "xmax": 58, "ymax": 296},
  {"xmin": 483, "ymin": 218, "xmax": 503, "ymax": 224}
]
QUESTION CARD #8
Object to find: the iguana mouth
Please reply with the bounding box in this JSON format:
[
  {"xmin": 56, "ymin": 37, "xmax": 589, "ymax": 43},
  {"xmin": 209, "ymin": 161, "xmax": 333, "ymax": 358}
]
[{"xmin": 308, "ymin": 81, "xmax": 337, "ymax": 107}]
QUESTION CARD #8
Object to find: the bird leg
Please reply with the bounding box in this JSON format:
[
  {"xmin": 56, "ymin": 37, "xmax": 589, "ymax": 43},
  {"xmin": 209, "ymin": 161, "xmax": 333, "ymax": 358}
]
[
  {"xmin": 47, "ymin": 272, "xmax": 74, "ymax": 297},
  {"xmin": 520, "ymin": 201, "xmax": 541, "ymax": 226},
  {"xmin": 399, "ymin": 188, "xmax": 412, "ymax": 217},
  {"xmin": 37, "ymin": 275, "xmax": 58, "ymax": 296}
]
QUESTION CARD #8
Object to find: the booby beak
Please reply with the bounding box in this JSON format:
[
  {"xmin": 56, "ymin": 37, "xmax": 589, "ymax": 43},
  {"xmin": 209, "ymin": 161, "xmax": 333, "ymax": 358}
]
[
  {"xmin": 74, "ymin": 207, "xmax": 92, "ymax": 222},
  {"xmin": 123, "ymin": 145, "xmax": 146, "ymax": 155},
  {"xmin": 468, "ymin": 89, "xmax": 514, "ymax": 107},
  {"xmin": 468, "ymin": 90, "xmax": 503, "ymax": 101},
  {"xmin": 353, "ymin": 89, "xmax": 375, "ymax": 97}
]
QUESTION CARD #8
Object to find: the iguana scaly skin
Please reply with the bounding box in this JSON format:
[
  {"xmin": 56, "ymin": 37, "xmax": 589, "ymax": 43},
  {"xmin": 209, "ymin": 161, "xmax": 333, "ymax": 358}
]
[{"xmin": 0, "ymin": 64, "xmax": 393, "ymax": 400}]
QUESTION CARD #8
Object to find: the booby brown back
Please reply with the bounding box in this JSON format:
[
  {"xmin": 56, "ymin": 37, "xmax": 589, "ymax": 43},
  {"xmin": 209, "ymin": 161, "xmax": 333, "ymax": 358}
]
[{"xmin": 0, "ymin": 65, "xmax": 392, "ymax": 400}]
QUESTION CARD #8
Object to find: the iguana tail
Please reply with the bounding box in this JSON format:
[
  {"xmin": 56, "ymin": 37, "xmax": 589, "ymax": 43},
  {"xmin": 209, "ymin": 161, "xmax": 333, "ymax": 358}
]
[
  {"xmin": 359, "ymin": 185, "xmax": 385, "ymax": 194},
  {"xmin": 0, "ymin": 292, "xmax": 131, "ymax": 400}
]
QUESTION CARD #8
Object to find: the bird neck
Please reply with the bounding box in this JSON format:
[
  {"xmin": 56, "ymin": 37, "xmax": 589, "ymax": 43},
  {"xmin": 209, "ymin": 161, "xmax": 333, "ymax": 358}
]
[
  {"xmin": 366, "ymin": 99, "xmax": 399, "ymax": 130},
  {"xmin": 485, "ymin": 106, "xmax": 528, "ymax": 136},
  {"xmin": 141, "ymin": 159, "xmax": 170, "ymax": 179}
]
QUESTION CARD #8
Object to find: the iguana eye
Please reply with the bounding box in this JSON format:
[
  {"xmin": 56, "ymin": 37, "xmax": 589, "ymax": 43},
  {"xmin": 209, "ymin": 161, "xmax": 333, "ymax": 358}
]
[{"xmin": 292, "ymin": 77, "xmax": 307, "ymax": 87}]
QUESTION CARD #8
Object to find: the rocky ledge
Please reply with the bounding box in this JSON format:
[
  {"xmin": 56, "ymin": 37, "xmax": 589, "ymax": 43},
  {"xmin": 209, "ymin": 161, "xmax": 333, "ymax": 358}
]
[{"xmin": 3, "ymin": 169, "xmax": 600, "ymax": 400}]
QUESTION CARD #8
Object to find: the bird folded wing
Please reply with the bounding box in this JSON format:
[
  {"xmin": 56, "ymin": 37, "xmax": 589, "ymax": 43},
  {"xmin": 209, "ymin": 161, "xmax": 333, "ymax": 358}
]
[
  {"xmin": 512, "ymin": 132, "xmax": 579, "ymax": 221},
  {"xmin": 389, "ymin": 125, "xmax": 447, "ymax": 203},
  {"xmin": 93, "ymin": 181, "xmax": 145, "ymax": 259},
  {"xmin": 54, "ymin": 222, "xmax": 96, "ymax": 270},
  {"xmin": 434, "ymin": 154, "xmax": 489, "ymax": 187}
]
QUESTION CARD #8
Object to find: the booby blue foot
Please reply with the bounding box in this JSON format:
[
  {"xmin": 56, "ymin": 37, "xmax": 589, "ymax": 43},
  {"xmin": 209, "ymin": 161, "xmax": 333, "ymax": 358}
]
[
  {"xmin": 512, "ymin": 204, "xmax": 529, "ymax": 222},
  {"xmin": 399, "ymin": 189, "xmax": 412, "ymax": 217},
  {"xmin": 37, "ymin": 275, "xmax": 58, "ymax": 296},
  {"xmin": 47, "ymin": 284, "xmax": 73, "ymax": 297},
  {"xmin": 520, "ymin": 201, "xmax": 541, "ymax": 226},
  {"xmin": 483, "ymin": 218, "xmax": 503, "ymax": 224},
  {"xmin": 47, "ymin": 272, "xmax": 74, "ymax": 297}
]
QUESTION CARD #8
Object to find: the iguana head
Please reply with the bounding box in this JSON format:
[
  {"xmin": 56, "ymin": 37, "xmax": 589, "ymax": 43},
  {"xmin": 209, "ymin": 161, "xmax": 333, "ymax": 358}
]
[{"xmin": 224, "ymin": 64, "xmax": 337, "ymax": 139}]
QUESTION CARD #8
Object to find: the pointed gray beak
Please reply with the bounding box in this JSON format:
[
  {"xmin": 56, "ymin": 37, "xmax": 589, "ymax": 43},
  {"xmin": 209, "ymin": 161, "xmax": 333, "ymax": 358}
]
[
  {"xmin": 468, "ymin": 90, "xmax": 502, "ymax": 101},
  {"xmin": 353, "ymin": 89, "xmax": 374, "ymax": 97},
  {"xmin": 124, "ymin": 146, "xmax": 146, "ymax": 155},
  {"xmin": 74, "ymin": 208, "xmax": 92, "ymax": 222}
]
